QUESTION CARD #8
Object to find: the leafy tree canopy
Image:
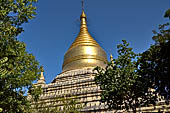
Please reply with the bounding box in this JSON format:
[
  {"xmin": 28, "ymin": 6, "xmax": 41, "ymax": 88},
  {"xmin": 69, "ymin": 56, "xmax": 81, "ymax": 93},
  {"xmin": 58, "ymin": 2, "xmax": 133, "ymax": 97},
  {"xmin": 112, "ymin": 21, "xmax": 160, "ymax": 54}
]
[
  {"xmin": 0, "ymin": 0, "xmax": 37, "ymax": 39},
  {"xmin": 139, "ymin": 8, "xmax": 170, "ymax": 102},
  {"xmin": 31, "ymin": 96, "xmax": 84, "ymax": 113},
  {"xmin": 94, "ymin": 9, "xmax": 170, "ymax": 113},
  {"xmin": 0, "ymin": 0, "xmax": 40, "ymax": 112},
  {"xmin": 94, "ymin": 40, "xmax": 153, "ymax": 112}
]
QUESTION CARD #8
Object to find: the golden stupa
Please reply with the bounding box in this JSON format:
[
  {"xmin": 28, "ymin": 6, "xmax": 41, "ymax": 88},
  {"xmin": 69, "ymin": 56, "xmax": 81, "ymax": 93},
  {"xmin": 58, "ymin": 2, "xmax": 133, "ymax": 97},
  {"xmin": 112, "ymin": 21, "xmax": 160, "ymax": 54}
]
[{"xmin": 62, "ymin": 10, "xmax": 107, "ymax": 72}]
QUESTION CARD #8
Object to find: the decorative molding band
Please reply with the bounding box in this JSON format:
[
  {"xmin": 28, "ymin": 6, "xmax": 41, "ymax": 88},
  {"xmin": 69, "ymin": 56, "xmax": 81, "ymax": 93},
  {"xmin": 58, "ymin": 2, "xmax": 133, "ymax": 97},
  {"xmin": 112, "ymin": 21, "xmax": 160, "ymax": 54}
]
[{"xmin": 62, "ymin": 54, "xmax": 107, "ymax": 68}]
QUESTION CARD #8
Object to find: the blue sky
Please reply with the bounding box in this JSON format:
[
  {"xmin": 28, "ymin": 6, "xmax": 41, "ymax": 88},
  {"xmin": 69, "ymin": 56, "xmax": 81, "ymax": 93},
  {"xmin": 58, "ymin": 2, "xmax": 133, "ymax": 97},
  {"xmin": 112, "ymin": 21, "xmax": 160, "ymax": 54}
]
[{"xmin": 19, "ymin": 0, "xmax": 170, "ymax": 83}]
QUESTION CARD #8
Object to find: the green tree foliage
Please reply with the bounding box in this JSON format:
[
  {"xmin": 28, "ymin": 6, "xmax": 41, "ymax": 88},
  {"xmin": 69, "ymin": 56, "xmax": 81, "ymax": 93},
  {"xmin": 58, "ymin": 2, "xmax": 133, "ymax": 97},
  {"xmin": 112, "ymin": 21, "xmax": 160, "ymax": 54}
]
[
  {"xmin": 0, "ymin": 0, "xmax": 37, "ymax": 39},
  {"xmin": 0, "ymin": 57, "xmax": 11, "ymax": 77},
  {"xmin": 0, "ymin": 57, "xmax": 11, "ymax": 112},
  {"xmin": 0, "ymin": 0, "xmax": 40, "ymax": 112},
  {"xmin": 94, "ymin": 9, "xmax": 170, "ymax": 113},
  {"xmin": 32, "ymin": 96, "xmax": 84, "ymax": 113},
  {"xmin": 94, "ymin": 40, "xmax": 153, "ymax": 112},
  {"xmin": 164, "ymin": 9, "xmax": 170, "ymax": 19},
  {"xmin": 139, "ymin": 9, "xmax": 170, "ymax": 102},
  {"xmin": 55, "ymin": 97, "xmax": 83, "ymax": 113}
]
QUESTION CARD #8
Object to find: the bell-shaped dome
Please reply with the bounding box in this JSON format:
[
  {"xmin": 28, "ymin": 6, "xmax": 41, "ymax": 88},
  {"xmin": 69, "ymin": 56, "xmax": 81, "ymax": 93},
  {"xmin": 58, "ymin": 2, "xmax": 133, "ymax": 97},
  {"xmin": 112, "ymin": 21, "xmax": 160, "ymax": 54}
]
[{"xmin": 62, "ymin": 10, "xmax": 107, "ymax": 72}]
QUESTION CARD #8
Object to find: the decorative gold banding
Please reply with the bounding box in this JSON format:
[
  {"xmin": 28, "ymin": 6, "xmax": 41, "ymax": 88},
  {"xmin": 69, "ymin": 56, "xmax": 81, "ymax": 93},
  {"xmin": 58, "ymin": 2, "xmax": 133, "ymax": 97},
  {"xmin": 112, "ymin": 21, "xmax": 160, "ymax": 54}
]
[
  {"xmin": 62, "ymin": 10, "xmax": 108, "ymax": 72},
  {"xmin": 62, "ymin": 54, "xmax": 107, "ymax": 68},
  {"xmin": 69, "ymin": 43, "xmax": 99, "ymax": 50}
]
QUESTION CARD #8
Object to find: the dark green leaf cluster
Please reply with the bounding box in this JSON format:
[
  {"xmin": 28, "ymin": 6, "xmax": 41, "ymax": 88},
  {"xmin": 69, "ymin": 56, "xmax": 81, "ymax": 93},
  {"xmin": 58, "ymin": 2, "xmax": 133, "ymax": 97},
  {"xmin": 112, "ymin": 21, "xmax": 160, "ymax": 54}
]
[
  {"xmin": 0, "ymin": 36, "xmax": 40, "ymax": 113},
  {"xmin": 0, "ymin": 57, "xmax": 11, "ymax": 77},
  {"xmin": 139, "ymin": 9, "xmax": 170, "ymax": 103},
  {"xmin": 164, "ymin": 9, "xmax": 170, "ymax": 19},
  {"xmin": 32, "ymin": 96, "xmax": 84, "ymax": 113},
  {"xmin": 0, "ymin": 0, "xmax": 40, "ymax": 112},
  {"xmin": 0, "ymin": 0, "xmax": 37, "ymax": 39},
  {"xmin": 28, "ymin": 85, "xmax": 42, "ymax": 102},
  {"xmin": 94, "ymin": 40, "xmax": 153, "ymax": 112},
  {"xmin": 94, "ymin": 9, "xmax": 170, "ymax": 112}
]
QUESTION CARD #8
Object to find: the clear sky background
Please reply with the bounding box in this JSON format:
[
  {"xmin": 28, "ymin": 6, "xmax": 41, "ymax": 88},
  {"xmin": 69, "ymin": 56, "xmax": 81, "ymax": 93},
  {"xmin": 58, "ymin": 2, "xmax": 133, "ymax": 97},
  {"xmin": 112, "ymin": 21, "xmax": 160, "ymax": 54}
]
[{"xmin": 19, "ymin": 0, "xmax": 170, "ymax": 84}]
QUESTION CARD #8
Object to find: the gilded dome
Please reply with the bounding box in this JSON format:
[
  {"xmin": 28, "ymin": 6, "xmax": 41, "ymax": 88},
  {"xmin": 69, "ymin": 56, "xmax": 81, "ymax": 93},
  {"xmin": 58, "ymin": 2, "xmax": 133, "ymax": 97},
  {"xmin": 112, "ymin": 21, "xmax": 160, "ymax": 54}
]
[{"xmin": 62, "ymin": 10, "xmax": 107, "ymax": 72}]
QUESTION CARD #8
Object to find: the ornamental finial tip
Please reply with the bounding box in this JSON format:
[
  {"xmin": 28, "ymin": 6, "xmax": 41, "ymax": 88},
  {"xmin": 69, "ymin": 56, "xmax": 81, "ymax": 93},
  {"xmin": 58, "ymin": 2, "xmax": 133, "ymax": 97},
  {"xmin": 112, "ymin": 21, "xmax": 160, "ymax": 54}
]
[
  {"xmin": 40, "ymin": 66, "xmax": 44, "ymax": 72},
  {"xmin": 80, "ymin": 10, "xmax": 86, "ymax": 19},
  {"xmin": 81, "ymin": 0, "xmax": 84, "ymax": 11},
  {"xmin": 110, "ymin": 54, "xmax": 113, "ymax": 63}
]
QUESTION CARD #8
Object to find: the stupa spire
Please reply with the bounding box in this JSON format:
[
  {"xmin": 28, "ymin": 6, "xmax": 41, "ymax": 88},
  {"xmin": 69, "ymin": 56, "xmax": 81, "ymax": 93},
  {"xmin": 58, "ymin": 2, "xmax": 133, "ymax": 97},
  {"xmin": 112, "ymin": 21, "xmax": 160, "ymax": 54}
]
[
  {"xmin": 68, "ymin": 10, "xmax": 99, "ymax": 50},
  {"xmin": 110, "ymin": 54, "xmax": 114, "ymax": 63},
  {"xmin": 37, "ymin": 66, "xmax": 45, "ymax": 84},
  {"xmin": 62, "ymin": 2, "xmax": 107, "ymax": 72}
]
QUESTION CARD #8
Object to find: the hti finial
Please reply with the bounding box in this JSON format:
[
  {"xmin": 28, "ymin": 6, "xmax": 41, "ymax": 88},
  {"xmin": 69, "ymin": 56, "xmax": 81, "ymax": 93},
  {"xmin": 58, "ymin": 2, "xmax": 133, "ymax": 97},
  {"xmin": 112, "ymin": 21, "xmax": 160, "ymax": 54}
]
[
  {"xmin": 80, "ymin": 0, "xmax": 86, "ymax": 19},
  {"xmin": 110, "ymin": 54, "xmax": 114, "ymax": 64},
  {"xmin": 40, "ymin": 66, "xmax": 44, "ymax": 72},
  {"xmin": 81, "ymin": 0, "xmax": 84, "ymax": 11}
]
